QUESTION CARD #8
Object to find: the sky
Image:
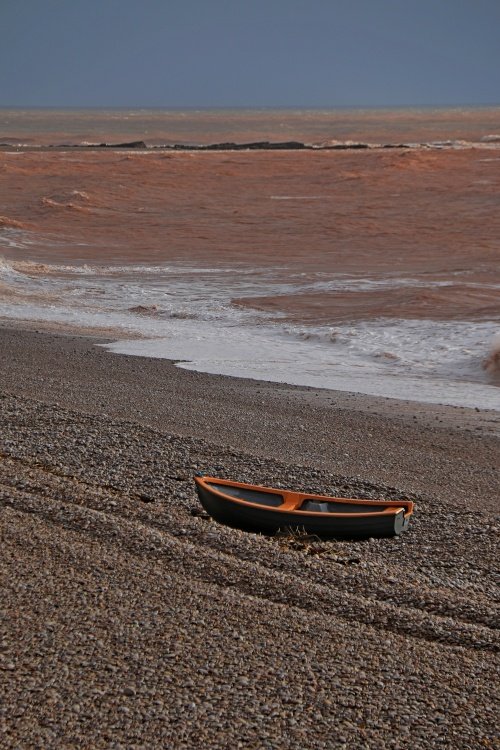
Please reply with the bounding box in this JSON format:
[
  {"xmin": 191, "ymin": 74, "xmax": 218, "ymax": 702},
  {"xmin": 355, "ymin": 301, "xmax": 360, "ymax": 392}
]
[{"xmin": 1, "ymin": 0, "xmax": 499, "ymax": 108}]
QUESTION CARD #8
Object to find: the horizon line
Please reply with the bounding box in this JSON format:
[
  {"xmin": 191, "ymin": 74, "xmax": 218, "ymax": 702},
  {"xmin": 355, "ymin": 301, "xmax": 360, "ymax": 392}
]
[{"xmin": 1, "ymin": 102, "xmax": 500, "ymax": 111}]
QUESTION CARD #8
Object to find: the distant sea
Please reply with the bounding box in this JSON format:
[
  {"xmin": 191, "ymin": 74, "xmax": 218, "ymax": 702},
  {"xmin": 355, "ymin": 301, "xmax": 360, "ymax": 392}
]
[
  {"xmin": 2, "ymin": 105, "xmax": 500, "ymax": 147},
  {"xmin": 1, "ymin": 107, "xmax": 499, "ymax": 409}
]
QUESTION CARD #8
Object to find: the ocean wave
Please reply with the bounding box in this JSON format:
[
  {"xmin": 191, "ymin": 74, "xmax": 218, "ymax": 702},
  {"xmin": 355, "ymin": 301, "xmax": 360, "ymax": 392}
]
[
  {"xmin": 168, "ymin": 310, "xmax": 199, "ymax": 320},
  {"xmin": 128, "ymin": 304, "xmax": 201, "ymax": 321},
  {"xmin": 270, "ymin": 195, "xmax": 324, "ymax": 200},
  {"xmin": 0, "ymin": 256, "xmax": 26, "ymax": 281},
  {"xmin": 1, "ymin": 249, "xmax": 498, "ymax": 408},
  {"xmin": 0, "ymin": 256, "xmax": 153, "ymax": 278},
  {"xmin": 0, "ymin": 230, "xmax": 40, "ymax": 250},
  {"xmin": 424, "ymin": 140, "xmax": 471, "ymax": 149},
  {"xmin": 4, "ymin": 138, "xmax": 500, "ymax": 152},
  {"xmin": 282, "ymin": 319, "xmax": 499, "ymax": 380},
  {"xmin": 3, "ymin": 258, "xmax": 96, "ymax": 276},
  {"xmin": 6, "ymin": 260, "xmax": 264, "ymax": 278},
  {"xmin": 128, "ymin": 304, "xmax": 160, "ymax": 316},
  {"xmin": 102, "ymin": 316, "xmax": 500, "ymax": 411},
  {"xmin": 483, "ymin": 333, "xmax": 500, "ymax": 375},
  {"xmin": 41, "ymin": 196, "xmax": 92, "ymax": 213},
  {"xmin": 480, "ymin": 134, "xmax": 500, "ymax": 143},
  {"xmin": 0, "ymin": 216, "xmax": 26, "ymax": 230},
  {"xmin": 0, "ymin": 256, "xmax": 249, "ymax": 328}
]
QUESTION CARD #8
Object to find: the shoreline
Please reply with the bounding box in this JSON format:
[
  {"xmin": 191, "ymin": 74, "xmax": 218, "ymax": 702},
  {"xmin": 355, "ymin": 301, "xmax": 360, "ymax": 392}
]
[
  {"xmin": 1, "ymin": 322, "xmax": 499, "ymax": 747},
  {"xmin": 1, "ymin": 322, "xmax": 498, "ymax": 505}
]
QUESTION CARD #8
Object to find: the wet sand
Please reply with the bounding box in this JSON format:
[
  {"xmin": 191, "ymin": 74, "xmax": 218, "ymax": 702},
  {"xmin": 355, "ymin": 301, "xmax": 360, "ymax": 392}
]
[{"xmin": 1, "ymin": 324, "xmax": 499, "ymax": 748}]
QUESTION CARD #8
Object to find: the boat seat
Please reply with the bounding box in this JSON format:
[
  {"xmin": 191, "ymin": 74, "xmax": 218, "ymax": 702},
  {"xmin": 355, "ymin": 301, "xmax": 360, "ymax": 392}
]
[
  {"xmin": 300, "ymin": 499, "xmax": 390, "ymax": 513},
  {"xmin": 207, "ymin": 482, "xmax": 284, "ymax": 507}
]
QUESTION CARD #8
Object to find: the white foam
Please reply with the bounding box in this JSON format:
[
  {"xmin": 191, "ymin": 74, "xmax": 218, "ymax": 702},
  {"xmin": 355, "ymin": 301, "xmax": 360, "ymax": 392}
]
[
  {"xmin": 103, "ymin": 318, "xmax": 500, "ymax": 411},
  {"xmin": 0, "ymin": 228, "xmax": 70, "ymax": 251},
  {"xmin": 270, "ymin": 195, "xmax": 324, "ymax": 200},
  {"xmin": 0, "ymin": 257, "xmax": 270, "ymax": 328},
  {"xmin": 480, "ymin": 134, "xmax": 500, "ymax": 143},
  {"xmin": 1, "ymin": 256, "xmax": 498, "ymax": 410}
]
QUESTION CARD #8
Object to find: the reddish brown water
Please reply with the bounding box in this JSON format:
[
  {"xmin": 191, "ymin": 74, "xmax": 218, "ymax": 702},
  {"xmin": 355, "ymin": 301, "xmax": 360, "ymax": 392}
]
[
  {"xmin": 2, "ymin": 106, "xmax": 500, "ymax": 146},
  {"xmin": 0, "ymin": 108, "xmax": 499, "ymax": 407},
  {"xmin": 1, "ymin": 147, "xmax": 499, "ymax": 323}
]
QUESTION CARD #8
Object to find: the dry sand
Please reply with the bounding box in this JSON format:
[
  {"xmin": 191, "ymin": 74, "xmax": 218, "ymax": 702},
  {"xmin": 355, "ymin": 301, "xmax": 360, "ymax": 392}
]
[{"xmin": 1, "ymin": 325, "xmax": 499, "ymax": 749}]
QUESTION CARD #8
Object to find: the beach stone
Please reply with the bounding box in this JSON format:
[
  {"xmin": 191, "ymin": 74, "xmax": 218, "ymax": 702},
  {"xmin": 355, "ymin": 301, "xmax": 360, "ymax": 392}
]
[{"xmin": 0, "ymin": 330, "xmax": 498, "ymax": 749}]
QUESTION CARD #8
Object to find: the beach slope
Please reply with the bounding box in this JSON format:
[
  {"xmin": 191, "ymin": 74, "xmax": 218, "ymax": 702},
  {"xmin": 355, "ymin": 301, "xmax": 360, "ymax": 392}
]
[{"xmin": 1, "ymin": 326, "xmax": 498, "ymax": 749}]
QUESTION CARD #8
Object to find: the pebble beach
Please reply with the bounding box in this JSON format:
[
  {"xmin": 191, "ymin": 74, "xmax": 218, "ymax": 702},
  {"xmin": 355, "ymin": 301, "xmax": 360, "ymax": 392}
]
[{"xmin": 1, "ymin": 325, "xmax": 499, "ymax": 749}]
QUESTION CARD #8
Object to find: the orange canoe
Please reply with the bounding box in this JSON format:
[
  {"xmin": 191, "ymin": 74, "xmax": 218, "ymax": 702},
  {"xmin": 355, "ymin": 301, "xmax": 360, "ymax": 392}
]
[{"xmin": 194, "ymin": 475, "xmax": 414, "ymax": 539}]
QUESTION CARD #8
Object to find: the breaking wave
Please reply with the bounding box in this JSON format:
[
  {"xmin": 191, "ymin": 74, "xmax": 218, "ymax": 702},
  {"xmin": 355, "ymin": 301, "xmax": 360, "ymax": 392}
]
[
  {"xmin": 283, "ymin": 319, "xmax": 500, "ymax": 383},
  {"xmin": 0, "ymin": 253, "xmax": 498, "ymax": 408},
  {"xmin": 41, "ymin": 195, "xmax": 92, "ymax": 212},
  {"xmin": 483, "ymin": 333, "xmax": 500, "ymax": 375},
  {"xmin": 0, "ymin": 216, "xmax": 26, "ymax": 230}
]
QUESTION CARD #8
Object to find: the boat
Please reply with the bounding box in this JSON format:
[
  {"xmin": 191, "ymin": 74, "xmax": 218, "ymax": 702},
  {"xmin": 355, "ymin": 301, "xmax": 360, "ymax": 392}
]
[{"xmin": 194, "ymin": 475, "xmax": 414, "ymax": 539}]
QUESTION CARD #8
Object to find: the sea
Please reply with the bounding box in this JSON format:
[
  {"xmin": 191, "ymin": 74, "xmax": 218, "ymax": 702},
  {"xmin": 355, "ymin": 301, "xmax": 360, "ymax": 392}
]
[{"xmin": 1, "ymin": 107, "xmax": 499, "ymax": 410}]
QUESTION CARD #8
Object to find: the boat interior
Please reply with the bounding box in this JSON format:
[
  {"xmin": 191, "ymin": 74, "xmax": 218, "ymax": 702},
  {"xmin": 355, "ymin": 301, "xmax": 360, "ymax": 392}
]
[{"xmin": 205, "ymin": 480, "xmax": 411, "ymax": 516}]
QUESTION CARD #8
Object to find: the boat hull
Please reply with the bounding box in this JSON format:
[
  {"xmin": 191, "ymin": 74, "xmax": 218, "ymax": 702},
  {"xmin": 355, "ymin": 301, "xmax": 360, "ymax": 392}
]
[{"xmin": 195, "ymin": 478, "xmax": 412, "ymax": 539}]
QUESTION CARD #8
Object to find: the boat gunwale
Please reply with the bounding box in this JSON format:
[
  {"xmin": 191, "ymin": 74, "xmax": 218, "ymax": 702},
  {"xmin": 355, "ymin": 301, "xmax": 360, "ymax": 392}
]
[{"xmin": 195, "ymin": 476, "xmax": 414, "ymax": 519}]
